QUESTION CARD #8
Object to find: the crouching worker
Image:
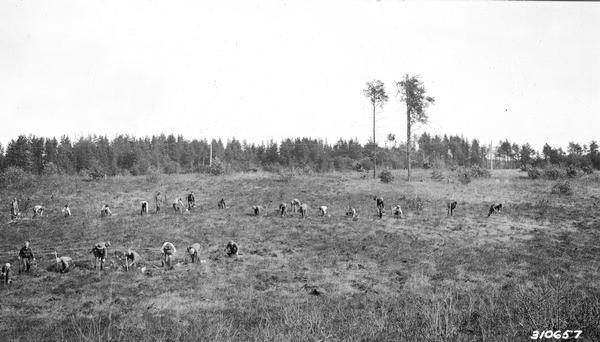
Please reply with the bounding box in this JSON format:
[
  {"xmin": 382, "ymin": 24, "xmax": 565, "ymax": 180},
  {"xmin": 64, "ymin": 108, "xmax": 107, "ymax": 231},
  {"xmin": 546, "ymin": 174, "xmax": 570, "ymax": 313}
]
[
  {"xmin": 19, "ymin": 241, "xmax": 35, "ymax": 273},
  {"xmin": 124, "ymin": 248, "xmax": 141, "ymax": 272},
  {"xmin": 32, "ymin": 205, "xmax": 45, "ymax": 217},
  {"xmin": 53, "ymin": 252, "xmax": 72, "ymax": 273},
  {"xmin": 161, "ymin": 242, "xmax": 176, "ymax": 269},
  {"xmin": 172, "ymin": 198, "xmax": 185, "ymax": 213},
  {"xmin": 487, "ymin": 203, "xmax": 503, "ymax": 217},
  {"xmin": 140, "ymin": 201, "xmax": 149, "ymax": 216},
  {"xmin": 187, "ymin": 243, "xmax": 201, "ymax": 263},
  {"xmin": 100, "ymin": 204, "xmax": 112, "ymax": 217},
  {"xmin": 392, "ymin": 205, "xmax": 403, "ymax": 218},
  {"xmin": 1, "ymin": 263, "xmax": 11, "ymax": 284},
  {"xmin": 225, "ymin": 241, "xmax": 239, "ymax": 257},
  {"xmin": 91, "ymin": 242, "xmax": 111, "ymax": 270},
  {"xmin": 62, "ymin": 204, "xmax": 71, "ymax": 217}
]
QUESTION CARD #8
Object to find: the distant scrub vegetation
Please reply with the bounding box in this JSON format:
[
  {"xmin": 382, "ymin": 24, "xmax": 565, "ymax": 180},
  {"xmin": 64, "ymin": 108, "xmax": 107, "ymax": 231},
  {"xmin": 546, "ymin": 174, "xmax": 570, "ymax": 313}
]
[
  {"xmin": 0, "ymin": 134, "xmax": 597, "ymax": 181},
  {"xmin": 378, "ymin": 169, "xmax": 394, "ymax": 183}
]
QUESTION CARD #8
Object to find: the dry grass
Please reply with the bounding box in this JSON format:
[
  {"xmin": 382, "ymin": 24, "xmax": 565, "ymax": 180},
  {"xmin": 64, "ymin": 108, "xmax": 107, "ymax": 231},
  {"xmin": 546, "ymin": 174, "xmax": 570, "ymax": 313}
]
[{"xmin": 0, "ymin": 169, "xmax": 599, "ymax": 341}]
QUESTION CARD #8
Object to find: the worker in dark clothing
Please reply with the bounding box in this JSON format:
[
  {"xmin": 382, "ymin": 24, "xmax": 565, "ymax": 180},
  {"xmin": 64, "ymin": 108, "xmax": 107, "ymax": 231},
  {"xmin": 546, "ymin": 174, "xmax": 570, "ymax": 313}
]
[
  {"xmin": 225, "ymin": 241, "xmax": 239, "ymax": 257},
  {"xmin": 1, "ymin": 263, "xmax": 11, "ymax": 284},
  {"xmin": 187, "ymin": 191, "xmax": 195, "ymax": 210},
  {"xmin": 19, "ymin": 241, "xmax": 35, "ymax": 273}
]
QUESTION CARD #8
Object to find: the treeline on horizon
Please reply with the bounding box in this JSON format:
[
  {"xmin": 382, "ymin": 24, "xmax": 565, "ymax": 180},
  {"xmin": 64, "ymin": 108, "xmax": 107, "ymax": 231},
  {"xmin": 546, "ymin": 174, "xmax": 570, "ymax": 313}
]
[{"xmin": 0, "ymin": 133, "xmax": 598, "ymax": 177}]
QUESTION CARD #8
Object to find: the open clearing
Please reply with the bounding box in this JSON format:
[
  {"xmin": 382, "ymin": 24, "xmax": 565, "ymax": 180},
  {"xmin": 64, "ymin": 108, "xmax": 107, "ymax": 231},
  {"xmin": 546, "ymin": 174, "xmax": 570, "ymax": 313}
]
[{"xmin": 1, "ymin": 169, "xmax": 599, "ymax": 341}]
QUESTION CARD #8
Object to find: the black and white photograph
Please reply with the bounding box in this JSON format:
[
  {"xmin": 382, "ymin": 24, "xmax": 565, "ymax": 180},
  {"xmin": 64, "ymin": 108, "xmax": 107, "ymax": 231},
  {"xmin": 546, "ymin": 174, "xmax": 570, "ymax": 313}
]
[{"xmin": 0, "ymin": 1, "xmax": 599, "ymax": 341}]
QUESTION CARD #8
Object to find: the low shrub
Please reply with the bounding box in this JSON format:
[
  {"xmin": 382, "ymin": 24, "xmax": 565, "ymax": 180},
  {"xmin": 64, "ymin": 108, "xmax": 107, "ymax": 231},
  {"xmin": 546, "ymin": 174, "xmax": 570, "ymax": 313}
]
[
  {"xmin": 89, "ymin": 168, "xmax": 106, "ymax": 180},
  {"xmin": 544, "ymin": 167, "xmax": 564, "ymax": 180},
  {"xmin": 431, "ymin": 169, "xmax": 444, "ymax": 181},
  {"xmin": 551, "ymin": 181, "xmax": 573, "ymax": 195},
  {"xmin": 455, "ymin": 165, "xmax": 490, "ymax": 185},
  {"xmin": 262, "ymin": 163, "xmax": 282, "ymax": 173},
  {"xmin": 358, "ymin": 157, "xmax": 373, "ymax": 171},
  {"xmin": 469, "ymin": 165, "xmax": 491, "ymax": 178},
  {"xmin": 379, "ymin": 169, "xmax": 394, "ymax": 183},
  {"xmin": 42, "ymin": 162, "xmax": 60, "ymax": 176},
  {"xmin": 333, "ymin": 156, "xmax": 354, "ymax": 171},
  {"xmin": 208, "ymin": 158, "xmax": 227, "ymax": 175},
  {"xmin": 145, "ymin": 171, "xmax": 160, "ymax": 183},
  {"xmin": 527, "ymin": 167, "xmax": 541, "ymax": 179},
  {"xmin": 581, "ymin": 165, "xmax": 594, "ymax": 175},
  {"xmin": 565, "ymin": 165, "xmax": 578, "ymax": 178},
  {"xmin": 0, "ymin": 166, "xmax": 35, "ymax": 190},
  {"xmin": 457, "ymin": 171, "xmax": 471, "ymax": 185},
  {"xmin": 163, "ymin": 161, "xmax": 180, "ymax": 175}
]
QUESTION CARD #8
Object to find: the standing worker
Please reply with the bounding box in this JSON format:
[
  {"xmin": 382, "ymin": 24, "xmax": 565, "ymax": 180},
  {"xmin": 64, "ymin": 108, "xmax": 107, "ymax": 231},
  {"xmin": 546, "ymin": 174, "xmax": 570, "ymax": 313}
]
[
  {"xmin": 154, "ymin": 191, "xmax": 162, "ymax": 213},
  {"xmin": 19, "ymin": 241, "xmax": 35, "ymax": 273},
  {"xmin": 187, "ymin": 191, "xmax": 195, "ymax": 210},
  {"xmin": 1, "ymin": 263, "xmax": 11, "ymax": 284},
  {"xmin": 10, "ymin": 198, "xmax": 19, "ymax": 219}
]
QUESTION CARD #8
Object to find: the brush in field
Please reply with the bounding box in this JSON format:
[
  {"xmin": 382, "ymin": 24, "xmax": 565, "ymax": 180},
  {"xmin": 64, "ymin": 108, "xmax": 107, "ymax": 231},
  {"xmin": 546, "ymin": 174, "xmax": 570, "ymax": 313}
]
[
  {"xmin": 416, "ymin": 197, "xmax": 424, "ymax": 212},
  {"xmin": 302, "ymin": 284, "xmax": 323, "ymax": 296}
]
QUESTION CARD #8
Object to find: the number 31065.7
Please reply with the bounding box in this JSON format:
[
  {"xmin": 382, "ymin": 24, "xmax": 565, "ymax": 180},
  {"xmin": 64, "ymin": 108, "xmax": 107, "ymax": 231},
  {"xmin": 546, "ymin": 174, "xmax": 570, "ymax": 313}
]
[{"xmin": 530, "ymin": 330, "xmax": 582, "ymax": 339}]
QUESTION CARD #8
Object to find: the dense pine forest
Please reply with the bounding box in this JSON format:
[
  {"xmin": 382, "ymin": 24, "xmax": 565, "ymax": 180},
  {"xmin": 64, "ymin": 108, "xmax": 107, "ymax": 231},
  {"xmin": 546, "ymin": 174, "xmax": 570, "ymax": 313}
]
[{"xmin": 0, "ymin": 133, "xmax": 598, "ymax": 177}]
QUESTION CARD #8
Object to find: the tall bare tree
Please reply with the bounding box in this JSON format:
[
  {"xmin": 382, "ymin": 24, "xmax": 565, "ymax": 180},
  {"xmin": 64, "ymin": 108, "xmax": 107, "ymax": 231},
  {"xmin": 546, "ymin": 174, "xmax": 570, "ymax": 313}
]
[
  {"xmin": 363, "ymin": 80, "xmax": 388, "ymax": 178},
  {"xmin": 396, "ymin": 75, "xmax": 435, "ymax": 181}
]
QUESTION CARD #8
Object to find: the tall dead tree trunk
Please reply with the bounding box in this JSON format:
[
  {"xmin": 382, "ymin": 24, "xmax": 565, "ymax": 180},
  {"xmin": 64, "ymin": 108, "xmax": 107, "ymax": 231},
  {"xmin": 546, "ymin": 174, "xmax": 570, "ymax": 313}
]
[
  {"xmin": 373, "ymin": 101, "xmax": 376, "ymax": 179},
  {"xmin": 407, "ymin": 107, "xmax": 411, "ymax": 182}
]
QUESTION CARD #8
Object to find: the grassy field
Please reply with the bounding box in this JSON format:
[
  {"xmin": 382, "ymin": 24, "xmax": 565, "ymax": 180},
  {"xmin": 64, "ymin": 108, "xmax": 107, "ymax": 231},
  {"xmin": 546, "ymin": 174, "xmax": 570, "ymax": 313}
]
[{"xmin": 0, "ymin": 169, "xmax": 599, "ymax": 341}]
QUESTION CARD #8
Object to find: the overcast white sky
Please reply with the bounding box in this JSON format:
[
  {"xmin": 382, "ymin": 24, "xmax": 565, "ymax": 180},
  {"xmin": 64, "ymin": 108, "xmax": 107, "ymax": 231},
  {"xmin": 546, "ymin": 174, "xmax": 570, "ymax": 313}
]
[{"xmin": 1, "ymin": 0, "xmax": 598, "ymax": 151}]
